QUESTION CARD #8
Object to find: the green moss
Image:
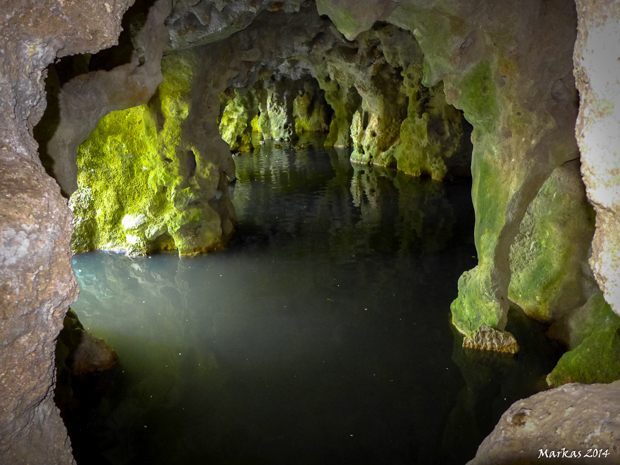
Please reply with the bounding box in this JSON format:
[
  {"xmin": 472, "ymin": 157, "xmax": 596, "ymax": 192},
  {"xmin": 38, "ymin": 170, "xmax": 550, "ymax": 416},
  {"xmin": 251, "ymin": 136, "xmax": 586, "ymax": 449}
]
[
  {"xmin": 71, "ymin": 50, "xmax": 226, "ymax": 256},
  {"xmin": 451, "ymin": 264, "xmax": 503, "ymax": 335},
  {"xmin": 456, "ymin": 61, "xmax": 499, "ymax": 134},
  {"xmin": 219, "ymin": 90, "xmax": 255, "ymax": 152},
  {"xmin": 508, "ymin": 162, "xmax": 595, "ymax": 321},
  {"xmin": 320, "ymin": 79, "xmax": 359, "ymax": 148},
  {"xmin": 547, "ymin": 292, "xmax": 620, "ymax": 386},
  {"xmin": 293, "ymin": 91, "xmax": 329, "ymax": 134}
]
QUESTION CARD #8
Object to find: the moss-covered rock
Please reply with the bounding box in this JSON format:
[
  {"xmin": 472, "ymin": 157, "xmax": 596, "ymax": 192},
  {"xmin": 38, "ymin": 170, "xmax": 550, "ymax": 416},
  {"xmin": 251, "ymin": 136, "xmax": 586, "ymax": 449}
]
[
  {"xmin": 293, "ymin": 80, "xmax": 330, "ymax": 134},
  {"xmin": 266, "ymin": 80, "xmax": 297, "ymax": 141},
  {"xmin": 320, "ymin": 76, "xmax": 361, "ymax": 148},
  {"xmin": 508, "ymin": 160, "xmax": 597, "ymax": 322},
  {"xmin": 547, "ymin": 292, "xmax": 620, "ymax": 386},
  {"xmin": 315, "ymin": 24, "xmax": 468, "ymax": 180},
  {"xmin": 71, "ymin": 50, "xmax": 229, "ymax": 256},
  {"xmin": 219, "ymin": 89, "xmax": 257, "ymax": 152},
  {"xmin": 394, "ymin": 81, "xmax": 468, "ymax": 180}
]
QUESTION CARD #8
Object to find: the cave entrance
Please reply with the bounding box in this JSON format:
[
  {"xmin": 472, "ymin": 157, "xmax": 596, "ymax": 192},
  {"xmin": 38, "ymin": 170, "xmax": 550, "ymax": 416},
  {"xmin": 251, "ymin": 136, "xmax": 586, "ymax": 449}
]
[{"xmin": 31, "ymin": 1, "xmax": 571, "ymax": 464}]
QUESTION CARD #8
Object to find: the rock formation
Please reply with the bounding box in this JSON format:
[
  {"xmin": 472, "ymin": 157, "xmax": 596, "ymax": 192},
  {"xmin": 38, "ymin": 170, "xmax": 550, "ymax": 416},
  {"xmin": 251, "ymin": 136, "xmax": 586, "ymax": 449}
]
[
  {"xmin": 2, "ymin": 0, "xmax": 620, "ymax": 462},
  {"xmin": 468, "ymin": 380, "xmax": 620, "ymax": 464},
  {"xmin": 316, "ymin": 0, "xmax": 604, "ymax": 359},
  {"xmin": 0, "ymin": 1, "xmax": 133, "ymax": 463},
  {"xmin": 216, "ymin": 16, "xmax": 471, "ymax": 180}
]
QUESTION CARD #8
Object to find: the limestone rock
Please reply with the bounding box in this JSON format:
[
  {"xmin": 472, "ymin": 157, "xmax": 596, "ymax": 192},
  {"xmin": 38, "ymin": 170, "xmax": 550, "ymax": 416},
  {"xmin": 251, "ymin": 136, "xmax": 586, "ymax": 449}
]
[
  {"xmin": 319, "ymin": 0, "xmax": 585, "ymax": 340},
  {"xmin": 46, "ymin": 0, "xmax": 173, "ymax": 196},
  {"xmin": 574, "ymin": 0, "xmax": 620, "ymax": 317},
  {"xmin": 468, "ymin": 380, "xmax": 620, "ymax": 464},
  {"xmin": 219, "ymin": 89, "xmax": 257, "ymax": 151},
  {"xmin": 320, "ymin": 0, "xmax": 583, "ymax": 341},
  {"xmin": 0, "ymin": 0, "xmax": 132, "ymax": 463},
  {"xmin": 462, "ymin": 324, "xmax": 519, "ymax": 354},
  {"xmin": 70, "ymin": 50, "xmax": 232, "ymax": 256},
  {"xmin": 293, "ymin": 80, "xmax": 330, "ymax": 134}
]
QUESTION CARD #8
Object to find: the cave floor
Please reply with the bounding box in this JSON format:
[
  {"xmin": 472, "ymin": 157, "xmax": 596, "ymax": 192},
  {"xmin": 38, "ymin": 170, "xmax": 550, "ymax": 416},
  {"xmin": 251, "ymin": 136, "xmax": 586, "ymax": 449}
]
[{"xmin": 69, "ymin": 141, "xmax": 561, "ymax": 465}]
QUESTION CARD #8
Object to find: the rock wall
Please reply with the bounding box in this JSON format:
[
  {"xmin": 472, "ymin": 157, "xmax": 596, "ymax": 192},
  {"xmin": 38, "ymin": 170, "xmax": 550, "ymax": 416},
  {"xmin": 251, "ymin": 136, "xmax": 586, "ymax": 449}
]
[
  {"xmin": 45, "ymin": 0, "xmax": 172, "ymax": 197},
  {"xmin": 70, "ymin": 49, "xmax": 237, "ymax": 256},
  {"xmin": 574, "ymin": 0, "xmax": 620, "ymax": 318},
  {"xmin": 0, "ymin": 0, "xmax": 133, "ymax": 463},
  {"xmin": 316, "ymin": 0, "xmax": 595, "ymax": 354}
]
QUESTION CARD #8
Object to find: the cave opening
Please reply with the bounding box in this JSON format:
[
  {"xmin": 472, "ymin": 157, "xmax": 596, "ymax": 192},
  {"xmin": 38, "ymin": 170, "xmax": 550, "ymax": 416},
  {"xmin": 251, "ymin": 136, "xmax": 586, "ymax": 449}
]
[{"xmin": 24, "ymin": 0, "xmax": 619, "ymax": 464}]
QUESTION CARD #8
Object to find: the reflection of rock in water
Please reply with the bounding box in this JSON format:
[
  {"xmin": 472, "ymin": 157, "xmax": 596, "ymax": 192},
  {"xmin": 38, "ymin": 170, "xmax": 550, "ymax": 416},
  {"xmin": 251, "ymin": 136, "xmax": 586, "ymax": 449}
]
[
  {"xmin": 442, "ymin": 305, "xmax": 564, "ymax": 463},
  {"xmin": 54, "ymin": 308, "xmax": 120, "ymax": 464},
  {"xmin": 350, "ymin": 164, "xmax": 455, "ymax": 255},
  {"xmin": 69, "ymin": 147, "xmax": 500, "ymax": 464}
]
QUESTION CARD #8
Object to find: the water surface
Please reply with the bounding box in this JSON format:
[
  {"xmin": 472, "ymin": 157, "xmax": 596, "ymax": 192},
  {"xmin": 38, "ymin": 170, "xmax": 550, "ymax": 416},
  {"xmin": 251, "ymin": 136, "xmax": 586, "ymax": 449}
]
[{"xmin": 70, "ymin": 142, "xmax": 559, "ymax": 464}]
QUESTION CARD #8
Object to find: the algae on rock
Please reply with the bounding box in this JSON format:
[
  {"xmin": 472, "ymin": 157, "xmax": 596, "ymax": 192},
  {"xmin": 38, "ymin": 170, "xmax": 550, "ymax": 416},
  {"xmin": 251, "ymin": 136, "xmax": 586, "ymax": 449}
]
[
  {"xmin": 508, "ymin": 160, "xmax": 597, "ymax": 322},
  {"xmin": 71, "ymin": 50, "xmax": 231, "ymax": 256},
  {"xmin": 219, "ymin": 89, "xmax": 257, "ymax": 152},
  {"xmin": 547, "ymin": 292, "xmax": 620, "ymax": 386}
]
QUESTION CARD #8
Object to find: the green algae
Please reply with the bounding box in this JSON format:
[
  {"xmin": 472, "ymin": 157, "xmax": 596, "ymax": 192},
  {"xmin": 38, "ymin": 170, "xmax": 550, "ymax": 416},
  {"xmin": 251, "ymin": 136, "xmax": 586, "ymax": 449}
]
[
  {"xmin": 508, "ymin": 162, "xmax": 596, "ymax": 322},
  {"xmin": 293, "ymin": 91, "xmax": 329, "ymax": 134},
  {"xmin": 219, "ymin": 90, "xmax": 255, "ymax": 152},
  {"xmin": 455, "ymin": 61, "xmax": 499, "ymax": 135},
  {"xmin": 451, "ymin": 264, "xmax": 503, "ymax": 336},
  {"xmin": 393, "ymin": 82, "xmax": 465, "ymax": 180},
  {"xmin": 450, "ymin": 134, "xmax": 508, "ymax": 335},
  {"xmin": 547, "ymin": 292, "xmax": 620, "ymax": 386},
  {"xmin": 320, "ymin": 78, "xmax": 360, "ymax": 148},
  {"xmin": 71, "ymin": 50, "xmax": 226, "ymax": 256}
]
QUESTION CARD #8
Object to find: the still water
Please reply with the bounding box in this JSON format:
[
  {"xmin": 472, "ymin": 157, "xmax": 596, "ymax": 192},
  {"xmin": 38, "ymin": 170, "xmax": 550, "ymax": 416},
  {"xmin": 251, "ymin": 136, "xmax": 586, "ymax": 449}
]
[{"xmin": 70, "ymin": 142, "xmax": 560, "ymax": 465}]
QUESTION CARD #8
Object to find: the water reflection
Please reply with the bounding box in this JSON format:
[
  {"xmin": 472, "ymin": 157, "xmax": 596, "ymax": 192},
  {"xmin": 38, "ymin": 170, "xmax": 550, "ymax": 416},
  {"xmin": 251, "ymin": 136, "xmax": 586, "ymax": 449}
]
[{"xmin": 70, "ymin": 142, "xmax": 553, "ymax": 465}]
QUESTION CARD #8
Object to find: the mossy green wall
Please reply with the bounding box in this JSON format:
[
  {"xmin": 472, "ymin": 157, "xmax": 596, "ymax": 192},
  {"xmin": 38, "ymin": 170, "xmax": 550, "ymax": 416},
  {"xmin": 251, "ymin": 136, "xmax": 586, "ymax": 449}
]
[
  {"xmin": 71, "ymin": 51, "xmax": 228, "ymax": 256},
  {"xmin": 219, "ymin": 90, "xmax": 255, "ymax": 152},
  {"xmin": 547, "ymin": 292, "xmax": 620, "ymax": 386}
]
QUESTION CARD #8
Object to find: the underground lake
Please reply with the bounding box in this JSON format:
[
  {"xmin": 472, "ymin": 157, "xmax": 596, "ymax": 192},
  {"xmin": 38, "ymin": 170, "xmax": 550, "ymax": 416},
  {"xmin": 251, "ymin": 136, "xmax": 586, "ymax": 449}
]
[
  {"xmin": 66, "ymin": 142, "xmax": 562, "ymax": 465},
  {"xmin": 4, "ymin": 1, "xmax": 620, "ymax": 463}
]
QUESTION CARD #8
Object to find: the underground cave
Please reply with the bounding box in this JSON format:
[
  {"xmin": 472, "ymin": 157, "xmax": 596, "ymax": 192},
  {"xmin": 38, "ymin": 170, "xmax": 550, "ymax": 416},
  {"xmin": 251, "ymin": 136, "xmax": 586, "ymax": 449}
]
[{"xmin": 2, "ymin": 0, "xmax": 620, "ymax": 464}]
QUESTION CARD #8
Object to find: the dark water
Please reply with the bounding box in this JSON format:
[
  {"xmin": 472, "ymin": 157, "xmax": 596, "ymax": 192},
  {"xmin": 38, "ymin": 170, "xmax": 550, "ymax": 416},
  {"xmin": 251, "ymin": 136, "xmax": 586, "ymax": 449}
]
[{"xmin": 69, "ymin": 141, "xmax": 560, "ymax": 465}]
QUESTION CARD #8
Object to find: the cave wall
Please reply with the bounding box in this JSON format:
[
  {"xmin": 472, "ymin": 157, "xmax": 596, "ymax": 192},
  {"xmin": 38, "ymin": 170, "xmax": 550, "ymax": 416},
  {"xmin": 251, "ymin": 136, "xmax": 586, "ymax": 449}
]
[
  {"xmin": 46, "ymin": 0, "xmax": 172, "ymax": 197},
  {"xmin": 0, "ymin": 1, "xmax": 133, "ymax": 463},
  {"xmin": 574, "ymin": 0, "xmax": 620, "ymax": 318},
  {"xmin": 215, "ymin": 16, "xmax": 471, "ymax": 180},
  {"xmin": 316, "ymin": 0, "xmax": 600, "ymax": 352}
]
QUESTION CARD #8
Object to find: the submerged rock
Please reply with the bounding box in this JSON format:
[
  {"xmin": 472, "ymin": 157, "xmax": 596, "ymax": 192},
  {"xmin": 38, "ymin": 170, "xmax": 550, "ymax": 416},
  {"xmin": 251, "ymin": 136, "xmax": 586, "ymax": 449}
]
[
  {"xmin": 55, "ymin": 309, "xmax": 119, "ymax": 417},
  {"xmin": 462, "ymin": 324, "xmax": 519, "ymax": 354}
]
